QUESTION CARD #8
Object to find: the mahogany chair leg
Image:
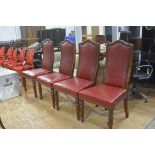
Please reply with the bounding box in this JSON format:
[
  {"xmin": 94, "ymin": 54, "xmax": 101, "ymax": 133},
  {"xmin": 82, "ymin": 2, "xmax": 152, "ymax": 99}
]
[
  {"xmin": 0, "ymin": 118, "xmax": 5, "ymax": 129},
  {"xmin": 32, "ymin": 80, "xmax": 37, "ymax": 98},
  {"xmin": 22, "ymin": 77, "xmax": 27, "ymax": 92},
  {"xmin": 124, "ymin": 97, "xmax": 129, "ymax": 118},
  {"xmin": 38, "ymin": 83, "xmax": 43, "ymax": 100},
  {"xmin": 50, "ymin": 88, "xmax": 55, "ymax": 108},
  {"xmin": 108, "ymin": 109, "xmax": 113, "ymax": 129},
  {"xmin": 75, "ymin": 97, "xmax": 80, "ymax": 121},
  {"xmin": 54, "ymin": 91, "xmax": 59, "ymax": 111},
  {"xmin": 80, "ymin": 100, "xmax": 84, "ymax": 122}
]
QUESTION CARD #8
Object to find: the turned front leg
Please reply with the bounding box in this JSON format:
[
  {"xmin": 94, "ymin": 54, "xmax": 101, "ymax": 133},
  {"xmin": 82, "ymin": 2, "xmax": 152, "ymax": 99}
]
[
  {"xmin": 50, "ymin": 88, "xmax": 55, "ymax": 108},
  {"xmin": 0, "ymin": 118, "xmax": 5, "ymax": 129},
  {"xmin": 32, "ymin": 80, "xmax": 37, "ymax": 98},
  {"xmin": 79, "ymin": 100, "xmax": 84, "ymax": 122},
  {"xmin": 124, "ymin": 97, "xmax": 129, "ymax": 118},
  {"xmin": 54, "ymin": 91, "xmax": 59, "ymax": 111},
  {"xmin": 108, "ymin": 109, "xmax": 113, "ymax": 129},
  {"xmin": 75, "ymin": 97, "xmax": 80, "ymax": 121},
  {"xmin": 38, "ymin": 83, "xmax": 42, "ymax": 100},
  {"xmin": 22, "ymin": 77, "xmax": 27, "ymax": 92}
]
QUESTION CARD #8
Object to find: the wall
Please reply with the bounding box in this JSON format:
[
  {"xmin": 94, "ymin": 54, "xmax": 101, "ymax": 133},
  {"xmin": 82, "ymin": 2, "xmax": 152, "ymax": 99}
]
[{"xmin": 0, "ymin": 26, "xmax": 21, "ymax": 41}]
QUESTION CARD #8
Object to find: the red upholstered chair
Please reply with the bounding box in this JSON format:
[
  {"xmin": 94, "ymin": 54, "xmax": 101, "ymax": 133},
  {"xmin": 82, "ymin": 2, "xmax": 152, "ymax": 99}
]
[
  {"xmin": 53, "ymin": 39, "xmax": 100, "ymax": 120},
  {"xmin": 22, "ymin": 39, "xmax": 54, "ymax": 98},
  {"xmin": 0, "ymin": 47, "xmax": 5, "ymax": 66},
  {"xmin": 2, "ymin": 47, "xmax": 13, "ymax": 67},
  {"xmin": 5, "ymin": 48, "xmax": 17, "ymax": 69},
  {"xmin": 13, "ymin": 48, "xmax": 35, "ymax": 77},
  {"xmin": 78, "ymin": 40, "xmax": 133, "ymax": 129},
  {"xmin": 35, "ymin": 40, "xmax": 75, "ymax": 108},
  {"xmin": 7, "ymin": 48, "xmax": 26, "ymax": 69}
]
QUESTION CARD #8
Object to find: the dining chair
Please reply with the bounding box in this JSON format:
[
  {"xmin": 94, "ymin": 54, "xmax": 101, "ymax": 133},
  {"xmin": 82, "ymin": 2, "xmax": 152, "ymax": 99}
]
[
  {"xmin": 22, "ymin": 39, "xmax": 54, "ymax": 97},
  {"xmin": 2, "ymin": 47, "xmax": 13, "ymax": 67},
  {"xmin": 0, "ymin": 46, "xmax": 5, "ymax": 66},
  {"xmin": 5, "ymin": 48, "xmax": 17, "ymax": 69}
]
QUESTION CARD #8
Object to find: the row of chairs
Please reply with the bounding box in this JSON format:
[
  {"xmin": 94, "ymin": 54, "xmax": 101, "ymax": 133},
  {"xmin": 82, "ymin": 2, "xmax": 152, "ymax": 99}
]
[
  {"xmin": 0, "ymin": 46, "xmax": 35, "ymax": 77},
  {"xmin": 22, "ymin": 39, "xmax": 133, "ymax": 129}
]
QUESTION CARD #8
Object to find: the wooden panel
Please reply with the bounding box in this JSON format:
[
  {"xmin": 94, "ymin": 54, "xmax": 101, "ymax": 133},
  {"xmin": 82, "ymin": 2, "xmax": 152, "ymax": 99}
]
[
  {"xmin": 20, "ymin": 26, "xmax": 45, "ymax": 39},
  {"xmin": 92, "ymin": 26, "xmax": 99, "ymax": 41}
]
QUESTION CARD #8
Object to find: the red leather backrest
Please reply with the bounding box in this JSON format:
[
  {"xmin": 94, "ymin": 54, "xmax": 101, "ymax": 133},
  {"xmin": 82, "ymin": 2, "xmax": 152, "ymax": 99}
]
[
  {"xmin": 76, "ymin": 40, "xmax": 100, "ymax": 82},
  {"xmin": 19, "ymin": 48, "xmax": 26, "ymax": 62},
  {"xmin": 59, "ymin": 40, "xmax": 75, "ymax": 76},
  {"xmin": 0, "ymin": 47, "xmax": 5, "ymax": 57},
  {"xmin": 26, "ymin": 48, "xmax": 35, "ymax": 65},
  {"xmin": 7, "ymin": 47, "xmax": 13, "ymax": 58},
  {"xmin": 41, "ymin": 39, "xmax": 54, "ymax": 71},
  {"xmin": 104, "ymin": 40, "xmax": 133, "ymax": 89}
]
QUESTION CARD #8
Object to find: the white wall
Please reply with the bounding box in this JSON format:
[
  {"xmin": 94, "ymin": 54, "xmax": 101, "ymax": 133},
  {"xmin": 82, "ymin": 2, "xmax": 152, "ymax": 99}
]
[
  {"xmin": 0, "ymin": 26, "xmax": 21, "ymax": 41},
  {"xmin": 99, "ymin": 26, "xmax": 105, "ymax": 35},
  {"xmin": 112, "ymin": 26, "xmax": 119, "ymax": 41}
]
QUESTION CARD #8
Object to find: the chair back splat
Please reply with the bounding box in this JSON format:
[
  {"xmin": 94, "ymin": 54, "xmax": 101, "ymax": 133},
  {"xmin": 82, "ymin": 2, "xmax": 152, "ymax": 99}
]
[
  {"xmin": 59, "ymin": 40, "xmax": 75, "ymax": 76},
  {"xmin": 41, "ymin": 39, "xmax": 54, "ymax": 72},
  {"xmin": 76, "ymin": 39, "xmax": 100, "ymax": 83}
]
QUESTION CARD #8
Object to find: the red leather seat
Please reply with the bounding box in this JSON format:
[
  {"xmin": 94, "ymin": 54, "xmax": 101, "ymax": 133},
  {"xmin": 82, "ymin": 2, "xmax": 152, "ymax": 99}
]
[
  {"xmin": 79, "ymin": 84, "xmax": 127, "ymax": 108},
  {"xmin": 35, "ymin": 40, "xmax": 75, "ymax": 108},
  {"xmin": 79, "ymin": 40, "xmax": 133, "ymax": 129},
  {"xmin": 0, "ymin": 47, "xmax": 5, "ymax": 66},
  {"xmin": 54, "ymin": 78, "xmax": 94, "ymax": 96},
  {"xmin": 2, "ymin": 47, "xmax": 13, "ymax": 67},
  {"xmin": 23, "ymin": 68, "xmax": 51, "ymax": 79},
  {"xmin": 37, "ymin": 72, "xmax": 71, "ymax": 87},
  {"xmin": 53, "ymin": 39, "xmax": 100, "ymax": 120},
  {"xmin": 22, "ymin": 39, "xmax": 54, "ymax": 97}
]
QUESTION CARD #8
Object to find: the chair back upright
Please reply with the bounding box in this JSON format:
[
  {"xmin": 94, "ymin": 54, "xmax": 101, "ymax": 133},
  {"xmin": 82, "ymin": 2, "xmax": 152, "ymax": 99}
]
[
  {"xmin": 59, "ymin": 40, "xmax": 75, "ymax": 76},
  {"xmin": 0, "ymin": 47, "xmax": 5, "ymax": 60},
  {"xmin": 11, "ymin": 48, "xmax": 18, "ymax": 62},
  {"xmin": 19, "ymin": 48, "xmax": 26, "ymax": 62},
  {"xmin": 41, "ymin": 39, "xmax": 54, "ymax": 72},
  {"xmin": 25, "ymin": 48, "xmax": 35, "ymax": 68},
  {"xmin": 103, "ymin": 40, "xmax": 133, "ymax": 89},
  {"xmin": 6, "ymin": 47, "xmax": 13, "ymax": 60},
  {"xmin": 76, "ymin": 39, "xmax": 100, "ymax": 83}
]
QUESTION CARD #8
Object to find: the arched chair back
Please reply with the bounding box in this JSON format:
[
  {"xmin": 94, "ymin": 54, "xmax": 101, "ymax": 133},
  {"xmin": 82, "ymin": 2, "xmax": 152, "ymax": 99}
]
[
  {"xmin": 25, "ymin": 48, "xmax": 35, "ymax": 67},
  {"xmin": 104, "ymin": 40, "xmax": 133, "ymax": 89},
  {"xmin": 59, "ymin": 40, "xmax": 75, "ymax": 76},
  {"xmin": 0, "ymin": 47, "xmax": 5, "ymax": 58},
  {"xmin": 19, "ymin": 48, "xmax": 26, "ymax": 62},
  {"xmin": 41, "ymin": 39, "xmax": 54, "ymax": 72},
  {"xmin": 6, "ymin": 47, "xmax": 13, "ymax": 60},
  {"xmin": 12, "ymin": 48, "xmax": 18, "ymax": 61},
  {"xmin": 76, "ymin": 39, "xmax": 100, "ymax": 83}
]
